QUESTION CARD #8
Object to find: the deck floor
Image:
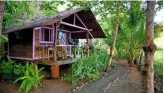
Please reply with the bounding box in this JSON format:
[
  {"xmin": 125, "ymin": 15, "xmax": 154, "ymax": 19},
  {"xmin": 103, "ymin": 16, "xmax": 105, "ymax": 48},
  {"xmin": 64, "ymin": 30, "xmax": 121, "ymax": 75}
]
[
  {"xmin": 34, "ymin": 55, "xmax": 82, "ymax": 66},
  {"xmin": 57, "ymin": 58, "xmax": 77, "ymax": 66}
]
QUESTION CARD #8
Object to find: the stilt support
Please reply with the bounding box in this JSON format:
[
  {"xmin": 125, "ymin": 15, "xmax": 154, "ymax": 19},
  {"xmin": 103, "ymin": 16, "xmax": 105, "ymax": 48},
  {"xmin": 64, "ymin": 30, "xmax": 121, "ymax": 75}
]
[{"xmin": 51, "ymin": 63, "xmax": 59, "ymax": 78}]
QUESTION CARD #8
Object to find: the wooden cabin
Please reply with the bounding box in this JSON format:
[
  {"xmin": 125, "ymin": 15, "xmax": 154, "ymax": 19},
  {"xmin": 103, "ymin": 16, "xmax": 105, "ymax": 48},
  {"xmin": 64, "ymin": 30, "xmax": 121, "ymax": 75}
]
[{"xmin": 3, "ymin": 8, "xmax": 106, "ymax": 78}]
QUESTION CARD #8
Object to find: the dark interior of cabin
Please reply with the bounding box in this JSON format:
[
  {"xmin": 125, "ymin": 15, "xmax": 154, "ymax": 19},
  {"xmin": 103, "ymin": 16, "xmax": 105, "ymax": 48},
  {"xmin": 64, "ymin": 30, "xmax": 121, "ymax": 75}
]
[{"xmin": 9, "ymin": 28, "xmax": 33, "ymax": 58}]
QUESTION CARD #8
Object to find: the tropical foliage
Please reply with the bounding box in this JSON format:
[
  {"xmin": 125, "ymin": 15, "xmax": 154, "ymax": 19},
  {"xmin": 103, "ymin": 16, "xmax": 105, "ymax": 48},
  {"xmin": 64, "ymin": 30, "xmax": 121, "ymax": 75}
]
[
  {"xmin": 14, "ymin": 63, "xmax": 44, "ymax": 93},
  {"xmin": 115, "ymin": 2, "xmax": 146, "ymax": 64},
  {"xmin": 62, "ymin": 49, "xmax": 108, "ymax": 84},
  {"xmin": 0, "ymin": 57, "xmax": 25, "ymax": 81},
  {"xmin": 0, "ymin": 34, "xmax": 8, "ymax": 58},
  {"xmin": 3, "ymin": 1, "xmax": 63, "ymax": 29}
]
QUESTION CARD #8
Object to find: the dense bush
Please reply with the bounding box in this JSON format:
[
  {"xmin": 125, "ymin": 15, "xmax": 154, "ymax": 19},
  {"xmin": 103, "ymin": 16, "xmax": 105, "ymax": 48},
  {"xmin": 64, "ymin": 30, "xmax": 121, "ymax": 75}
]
[
  {"xmin": 62, "ymin": 49, "xmax": 109, "ymax": 84},
  {"xmin": 0, "ymin": 58, "xmax": 25, "ymax": 81}
]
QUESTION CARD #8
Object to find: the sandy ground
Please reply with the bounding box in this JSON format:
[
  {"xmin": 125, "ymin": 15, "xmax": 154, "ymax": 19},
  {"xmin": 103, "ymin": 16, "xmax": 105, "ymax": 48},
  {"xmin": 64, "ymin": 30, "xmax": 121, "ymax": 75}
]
[
  {"xmin": 0, "ymin": 64, "xmax": 76, "ymax": 93},
  {"xmin": 33, "ymin": 79, "xmax": 75, "ymax": 93},
  {"xmin": 0, "ymin": 78, "xmax": 76, "ymax": 93}
]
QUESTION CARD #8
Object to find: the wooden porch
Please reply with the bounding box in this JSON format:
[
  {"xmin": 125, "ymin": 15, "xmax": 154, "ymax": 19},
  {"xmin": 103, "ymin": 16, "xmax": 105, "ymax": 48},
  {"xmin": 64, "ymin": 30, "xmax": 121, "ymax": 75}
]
[{"xmin": 34, "ymin": 56, "xmax": 81, "ymax": 66}]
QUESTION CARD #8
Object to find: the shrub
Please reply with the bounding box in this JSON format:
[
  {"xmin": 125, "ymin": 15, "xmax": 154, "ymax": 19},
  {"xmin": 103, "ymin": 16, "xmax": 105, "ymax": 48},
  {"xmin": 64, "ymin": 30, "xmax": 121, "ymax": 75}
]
[
  {"xmin": 14, "ymin": 63, "xmax": 44, "ymax": 93},
  {"xmin": 154, "ymin": 49, "xmax": 163, "ymax": 93},
  {"xmin": 154, "ymin": 50, "xmax": 163, "ymax": 78},
  {"xmin": 62, "ymin": 49, "xmax": 108, "ymax": 84},
  {"xmin": 0, "ymin": 58, "xmax": 25, "ymax": 81}
]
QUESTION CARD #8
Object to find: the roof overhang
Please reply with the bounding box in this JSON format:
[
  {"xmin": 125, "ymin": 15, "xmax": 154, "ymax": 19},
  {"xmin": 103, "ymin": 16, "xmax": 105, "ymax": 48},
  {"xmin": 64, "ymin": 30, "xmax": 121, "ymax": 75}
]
[{"xmin": 3, "ymin": 8, "xmax": 106, "ymax": 39}]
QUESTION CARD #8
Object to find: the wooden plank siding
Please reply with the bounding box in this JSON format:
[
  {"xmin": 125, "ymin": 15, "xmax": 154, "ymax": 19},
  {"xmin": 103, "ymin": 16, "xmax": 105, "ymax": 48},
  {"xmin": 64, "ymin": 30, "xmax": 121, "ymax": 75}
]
[
  {"xmin": 8, "ymin": 28, "xmax": 33, "ymax": 58},
  {"xmin": 34, "ymin": 29, "xmax": 41, "ymax": 58}
]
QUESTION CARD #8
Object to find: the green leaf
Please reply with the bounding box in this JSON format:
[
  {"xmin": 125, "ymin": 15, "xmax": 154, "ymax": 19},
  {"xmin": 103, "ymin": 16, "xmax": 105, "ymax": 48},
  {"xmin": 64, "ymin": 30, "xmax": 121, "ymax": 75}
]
[
  {"xmin": 14, "ymin": 76, "xmax": 26, "ymax": 83},
  {"xmin": 0, "ymin": 35, "xmax": 8, "ymax": 42}
]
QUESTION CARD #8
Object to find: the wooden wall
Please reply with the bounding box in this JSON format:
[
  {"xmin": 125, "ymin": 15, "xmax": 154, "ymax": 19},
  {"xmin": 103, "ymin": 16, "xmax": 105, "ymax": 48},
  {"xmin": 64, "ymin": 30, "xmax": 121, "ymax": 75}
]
[
  {"xmin": 9, "ymin": 28, "xmax": 33, "ymax": 58},
  {"xmin": 34, "ymin": 29, "xmax": 41, "ymax": 58},
  {"xmin": 35, "ymin": 29, "xmax": 40, "ymax": 46}
]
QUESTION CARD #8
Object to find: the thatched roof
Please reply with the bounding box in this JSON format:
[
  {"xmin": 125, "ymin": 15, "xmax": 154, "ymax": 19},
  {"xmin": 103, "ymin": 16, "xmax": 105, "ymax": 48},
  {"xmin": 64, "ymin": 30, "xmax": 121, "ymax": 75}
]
[{"xmin": 3, "ymin": 8, "xmax": 106, "ymax": 39}]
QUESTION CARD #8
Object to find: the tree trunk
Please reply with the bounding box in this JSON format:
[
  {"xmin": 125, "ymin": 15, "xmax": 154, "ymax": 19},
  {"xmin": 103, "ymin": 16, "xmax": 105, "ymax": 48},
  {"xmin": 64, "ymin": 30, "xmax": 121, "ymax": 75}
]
[
  {"xmin": 143, "ymin": 1, "xmax": 156, "ymax": 93},
  {"xmin": 106, "ymin": 2, "xmax": 120, "ymax": 72},
  {"xmin": 0, "ymin": 1, "xmax": 5, "ymax": 59}
]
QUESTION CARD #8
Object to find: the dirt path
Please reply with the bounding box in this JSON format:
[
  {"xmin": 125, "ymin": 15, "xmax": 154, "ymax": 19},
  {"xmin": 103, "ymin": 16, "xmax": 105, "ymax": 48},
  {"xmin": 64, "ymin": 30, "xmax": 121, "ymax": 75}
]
[
  {"xmin": 74, "ymin": 63, "xmax": 128, "ymax": 93},
  {"xmin": 106, "ymin": 60, "xmax": 143, "ymax": 93}
]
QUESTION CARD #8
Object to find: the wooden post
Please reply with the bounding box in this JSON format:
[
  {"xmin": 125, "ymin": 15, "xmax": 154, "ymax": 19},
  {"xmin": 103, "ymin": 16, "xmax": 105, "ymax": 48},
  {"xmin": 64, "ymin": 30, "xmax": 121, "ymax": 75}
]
[
  {"xmin": 42, "ymin": 46, "xmax": 44, "ymax": 60},
  {"xmin": 47, "ymin": 48, "xmax": 50, "ymax": 60},
  {"xmin": 86, "ymin": 32, "xmax": 89, "ymax": 57},
  {"xmin": 54, "ymin": 24, "xmax": 58, "ymax": 61},
  {"xmin": 51, "ymin": 63, "xmax": 59, "ymax": 78},
  {"xmin": 51, "ymin": 24, "xmax": 60, "ymax": 78},
  {"xmin": 81, "ymin": 47, "xmax": 83, "ymax": 58},
  {"xmin": 74, "ymin": 45, "xmax": 77, "ymax": 58},
  {"xmin": 89, "ymin": 39, "xmax": 93, "ymax": 53}
]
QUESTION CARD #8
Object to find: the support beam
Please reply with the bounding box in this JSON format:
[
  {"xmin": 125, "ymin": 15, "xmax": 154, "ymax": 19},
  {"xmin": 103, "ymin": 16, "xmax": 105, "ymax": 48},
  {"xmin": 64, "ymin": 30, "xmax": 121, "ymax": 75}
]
[
  {"xmin": 69, "ymin": 33, "xmax": 72, "ymax": 56},
  {"xmin": 57, "ymin": 29, "xmax": 71, "ymax": 33},
  {"xmin": 57, "ymin": 22, "xmax": 60, "ymax": 28},
  {"xmin": 59, "ymin": 21, "xmax": 89, "ymax": 31},
  {"xmin": 74, "ymin": 14, "xmax": 76, "ymax": 25},
  {"xmin": 86, "ymin": 32, "xmax": 89, "ymax": 57},
  {"xmin": 71, "ymin": 30, "xmax": 92, "ymax": 33},
  {"xmin": 59, "ymin": 21, "xmax": 93, "ymax": 38},
  {"xmin": 56, "ymin": 29, "xmax": 93, "ymax": 33},
  {"xmin": 75, "ymin": 14, "xmax": 94, "ymax": 38},
  {"xmin": 35, "ymin": 27, "xmax": 53, "ymax": 30},
  {"xmin": 51, "ymin": 63, "xmax": 59, "ymax": 78}
]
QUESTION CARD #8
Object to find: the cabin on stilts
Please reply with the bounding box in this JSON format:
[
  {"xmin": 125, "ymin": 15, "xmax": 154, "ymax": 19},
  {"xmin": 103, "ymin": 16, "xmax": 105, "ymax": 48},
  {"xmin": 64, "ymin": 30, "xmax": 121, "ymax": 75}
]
[{"xmin": 2, "ymin": 8, "xmax": 106, "ymax": 78}]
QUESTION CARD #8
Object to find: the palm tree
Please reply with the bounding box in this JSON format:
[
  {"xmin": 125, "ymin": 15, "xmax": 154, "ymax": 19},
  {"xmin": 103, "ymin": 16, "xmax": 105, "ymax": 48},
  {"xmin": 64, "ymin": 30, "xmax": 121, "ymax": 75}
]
[{"xmin": 114, "ymin": 1, "xmax": 146, "ymax": 67}]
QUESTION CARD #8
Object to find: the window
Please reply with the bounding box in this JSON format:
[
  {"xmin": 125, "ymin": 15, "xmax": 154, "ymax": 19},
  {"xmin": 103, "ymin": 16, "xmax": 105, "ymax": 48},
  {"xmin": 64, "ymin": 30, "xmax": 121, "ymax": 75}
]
[{"xmin": 39, "ymin": 27, "xmax": 54, "ymax": 43}]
